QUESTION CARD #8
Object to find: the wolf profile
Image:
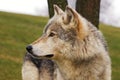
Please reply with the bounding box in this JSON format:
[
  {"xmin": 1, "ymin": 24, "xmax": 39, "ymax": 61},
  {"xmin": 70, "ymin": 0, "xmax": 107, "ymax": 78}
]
[{"xmin": 22, "ymin": 5, "xmax": 111, "ymax": 80}]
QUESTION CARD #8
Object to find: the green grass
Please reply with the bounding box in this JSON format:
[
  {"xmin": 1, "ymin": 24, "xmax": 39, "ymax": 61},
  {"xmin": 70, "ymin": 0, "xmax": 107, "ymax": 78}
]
[
  {"xmin": 0, "ymin": 12, "xmax": 48, "ymax": 80},
  {"xmin": 0, "ymin": 11, "xmax": 120, "ymax": 80},
  {"xmin": 100, "ymin": 24, "xmax": 120, "ymax": 80}
]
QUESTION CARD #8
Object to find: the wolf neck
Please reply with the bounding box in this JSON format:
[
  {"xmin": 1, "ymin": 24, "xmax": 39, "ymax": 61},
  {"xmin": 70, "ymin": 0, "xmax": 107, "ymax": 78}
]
[{"xmin": 56, "ymin": 58, "xmax": 84, "ymax": 80}]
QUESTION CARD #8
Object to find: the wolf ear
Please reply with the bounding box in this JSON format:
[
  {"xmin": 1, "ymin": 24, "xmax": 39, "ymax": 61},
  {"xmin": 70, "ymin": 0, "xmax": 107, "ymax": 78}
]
[
  {"xmin": 63, "ymin": 6, "xmax": 79, "ymax": 24},
  {"xmin": 63, "ymin": 6, "xmax": 88, "ymax": 39},
  {"xmin": 53, "ymin": 5, "xmax": 64, "ymax": 15}
]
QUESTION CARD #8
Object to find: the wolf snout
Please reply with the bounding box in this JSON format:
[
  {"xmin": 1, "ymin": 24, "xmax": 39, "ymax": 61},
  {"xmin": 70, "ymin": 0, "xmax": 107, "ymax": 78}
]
[{"xmin": 26, "ymin": 45, "xmax": 33, "ymax": 53}]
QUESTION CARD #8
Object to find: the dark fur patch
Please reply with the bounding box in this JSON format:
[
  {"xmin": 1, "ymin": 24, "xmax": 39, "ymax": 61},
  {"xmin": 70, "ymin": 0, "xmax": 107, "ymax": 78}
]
[{"xmin": 24, "ymin": 53, "xmax": 55, "ymax": 76}]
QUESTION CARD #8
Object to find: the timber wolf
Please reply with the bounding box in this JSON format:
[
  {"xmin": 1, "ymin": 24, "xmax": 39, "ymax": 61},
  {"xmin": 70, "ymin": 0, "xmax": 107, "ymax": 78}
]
[{"xmin": 22, "ymin": 5, "xmax": 111, "ymax": 80}]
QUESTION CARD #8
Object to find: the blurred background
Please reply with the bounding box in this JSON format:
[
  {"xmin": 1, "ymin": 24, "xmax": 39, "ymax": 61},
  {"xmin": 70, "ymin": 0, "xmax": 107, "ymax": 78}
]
[
  {"xmin": 0, "ymin": 0, "xmax": 120, "ymax": 27},
  {"xmin": 0, "ymin": 0, "xmax": 120, "ymax": 80}
]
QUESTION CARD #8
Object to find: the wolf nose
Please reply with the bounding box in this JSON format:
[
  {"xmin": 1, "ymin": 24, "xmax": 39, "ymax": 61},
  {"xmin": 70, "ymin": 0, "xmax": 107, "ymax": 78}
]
[{"xmin": 26, "ymin": 45, "xmax": 33, "ymax": 53}]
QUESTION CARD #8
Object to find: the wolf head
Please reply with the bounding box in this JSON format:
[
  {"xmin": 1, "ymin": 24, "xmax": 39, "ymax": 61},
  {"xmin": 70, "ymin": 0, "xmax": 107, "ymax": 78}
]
[{"xmin": 26, "ymin": 5, "xmax": 103, "ymax": 61}]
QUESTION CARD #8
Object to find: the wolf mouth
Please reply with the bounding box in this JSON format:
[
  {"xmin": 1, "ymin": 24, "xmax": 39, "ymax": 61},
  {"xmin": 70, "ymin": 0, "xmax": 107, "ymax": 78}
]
[
  {"xmin": 44, "ymin": 54, "xmax": 54, "ymax": 58},
  {"xmin": 28, "ymin": 52, "xmax": 54, "ymax": 59}
]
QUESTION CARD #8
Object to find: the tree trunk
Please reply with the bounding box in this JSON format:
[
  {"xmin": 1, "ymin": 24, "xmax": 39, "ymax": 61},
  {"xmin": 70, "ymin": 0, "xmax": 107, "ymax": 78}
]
[
  {"xmin": 47, "ymin": 0, "xmax": 68, "ymax": 18},
  {"xmin": 76, "ymin": 0, "xmax": 101, "ymax": 28}
]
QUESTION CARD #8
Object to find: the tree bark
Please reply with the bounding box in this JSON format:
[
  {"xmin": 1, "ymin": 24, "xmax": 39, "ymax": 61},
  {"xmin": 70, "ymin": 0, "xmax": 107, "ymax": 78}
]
[
  {"xmin": 76, "ymin": 0, "xmax": 101, "ymax": 28},
  {"xmin": 47, "ymin": 0, "xmax": 68, "ymax": 18}
]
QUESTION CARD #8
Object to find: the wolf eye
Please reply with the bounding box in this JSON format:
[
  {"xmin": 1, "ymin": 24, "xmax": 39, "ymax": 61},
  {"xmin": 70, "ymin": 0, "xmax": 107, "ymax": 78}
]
[{"xmin": 48, "ymin": 32, "xmax": 55, "ymax": 37}]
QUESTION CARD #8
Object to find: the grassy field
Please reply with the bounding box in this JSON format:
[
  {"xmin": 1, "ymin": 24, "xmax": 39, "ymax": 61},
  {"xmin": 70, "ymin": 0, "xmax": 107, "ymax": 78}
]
[{"xmin": 0, "ymin": 11, "xmax": 120, "ymax": 80}]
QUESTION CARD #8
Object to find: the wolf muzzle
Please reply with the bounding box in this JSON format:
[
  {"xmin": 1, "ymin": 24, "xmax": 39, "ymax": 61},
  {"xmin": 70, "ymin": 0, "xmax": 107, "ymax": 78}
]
[
  {"xmin": 26, "ymin": 45, "xmax": 54, "ymax": 58},
  {"xmin": 26, "ymin": 45, "xmax": 38, "ymax": 58}
]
